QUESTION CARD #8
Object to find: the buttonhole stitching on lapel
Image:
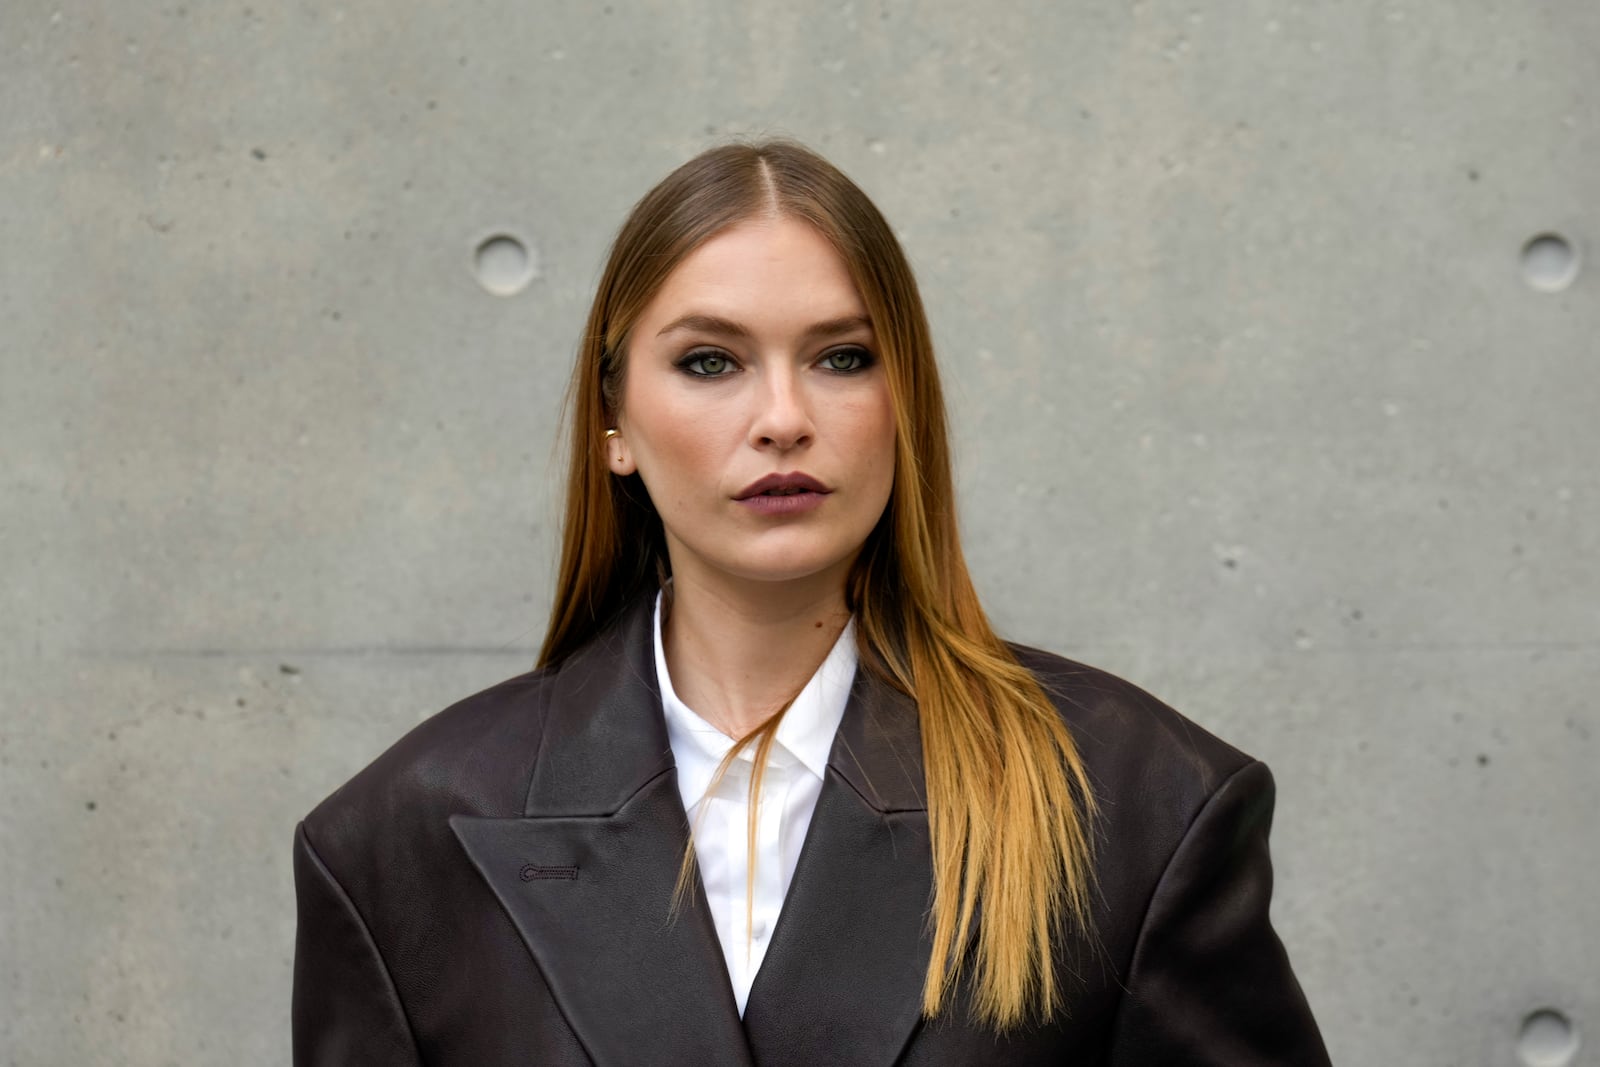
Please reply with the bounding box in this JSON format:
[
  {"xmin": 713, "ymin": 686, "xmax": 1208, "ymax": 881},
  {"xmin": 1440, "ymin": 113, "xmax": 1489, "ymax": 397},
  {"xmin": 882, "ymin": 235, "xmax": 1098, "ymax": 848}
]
[{"xmin": 519, "ymin": 864, "xmax": 579, "ymax": 881}]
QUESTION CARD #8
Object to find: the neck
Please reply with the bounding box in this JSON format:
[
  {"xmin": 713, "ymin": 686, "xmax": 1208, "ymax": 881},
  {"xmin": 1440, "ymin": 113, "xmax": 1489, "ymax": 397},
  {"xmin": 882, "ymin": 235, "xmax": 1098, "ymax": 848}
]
[{"xmin": 661, "ymin": 569, "xmax": 851, "ymax": 739}]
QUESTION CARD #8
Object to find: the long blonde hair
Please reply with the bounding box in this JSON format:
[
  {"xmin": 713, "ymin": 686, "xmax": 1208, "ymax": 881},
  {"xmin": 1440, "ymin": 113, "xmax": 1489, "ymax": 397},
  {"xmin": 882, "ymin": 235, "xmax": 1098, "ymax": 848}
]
[{"xmin": 539, "ymin": 141, "xmax": 1096, "ymax": 1030}]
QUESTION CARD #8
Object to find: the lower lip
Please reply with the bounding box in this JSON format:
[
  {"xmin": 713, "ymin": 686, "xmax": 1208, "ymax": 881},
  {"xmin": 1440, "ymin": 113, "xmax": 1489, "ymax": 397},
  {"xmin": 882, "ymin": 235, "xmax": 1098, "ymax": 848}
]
[{"xmin": 737, "ymin": 491, "xmax": 829, "ymax": 516}]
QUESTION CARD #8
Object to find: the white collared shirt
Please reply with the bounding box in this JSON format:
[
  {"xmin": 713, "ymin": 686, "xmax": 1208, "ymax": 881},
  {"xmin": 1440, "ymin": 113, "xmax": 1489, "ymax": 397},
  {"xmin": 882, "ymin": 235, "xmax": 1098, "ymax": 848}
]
[{"xmin": 653, "ymin": 591, "xmax": 857, "ymax": 1016}]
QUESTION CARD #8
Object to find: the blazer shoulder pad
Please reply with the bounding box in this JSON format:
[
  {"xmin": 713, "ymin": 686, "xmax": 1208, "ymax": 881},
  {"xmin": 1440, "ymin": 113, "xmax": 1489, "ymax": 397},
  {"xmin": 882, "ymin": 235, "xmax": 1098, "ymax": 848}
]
[
  {"xmin": 301, "ymin": 667, "xmax": 557, "ymax": 861},
  {"xmin": 1006, "ymin": 642, "xmax": 1254, "ymax": 803}
]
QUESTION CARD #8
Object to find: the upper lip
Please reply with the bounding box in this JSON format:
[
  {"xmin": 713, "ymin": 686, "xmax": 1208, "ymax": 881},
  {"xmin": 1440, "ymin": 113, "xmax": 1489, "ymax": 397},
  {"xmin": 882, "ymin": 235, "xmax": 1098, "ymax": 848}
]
[{"xmin": 736, "ymin": 472, "xmax": 831, "ymax": 499}]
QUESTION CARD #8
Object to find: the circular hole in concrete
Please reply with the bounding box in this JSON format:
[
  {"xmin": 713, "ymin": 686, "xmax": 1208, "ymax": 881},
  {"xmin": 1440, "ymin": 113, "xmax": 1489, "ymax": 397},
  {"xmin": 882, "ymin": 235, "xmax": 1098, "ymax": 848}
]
[
  {"xmin": 1517, "ymin": 1009, "xmax": 1580, "ymax": 1067},
  {"xmin": 1520, "ymin": 233, "xmax": 1580, "ymax": 292},
  {"xmin": 474, "ymin": 234, "xmax": 537, "ymax": 296}
]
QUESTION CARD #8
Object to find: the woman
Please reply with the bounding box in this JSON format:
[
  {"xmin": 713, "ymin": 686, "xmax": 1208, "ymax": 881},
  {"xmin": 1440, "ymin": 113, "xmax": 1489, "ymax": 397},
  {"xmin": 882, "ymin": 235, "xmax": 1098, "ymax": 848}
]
[{"xmin": 293, "ymin": 141, "xmax": 1331, "ymax": 1065}]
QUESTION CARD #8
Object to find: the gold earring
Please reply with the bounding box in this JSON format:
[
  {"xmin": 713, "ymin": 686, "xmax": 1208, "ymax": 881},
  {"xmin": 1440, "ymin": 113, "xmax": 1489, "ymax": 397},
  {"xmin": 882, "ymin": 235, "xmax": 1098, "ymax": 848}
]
[{"xmin": 603, "ymin": 428, "xmax": 620, "ymax": 440}]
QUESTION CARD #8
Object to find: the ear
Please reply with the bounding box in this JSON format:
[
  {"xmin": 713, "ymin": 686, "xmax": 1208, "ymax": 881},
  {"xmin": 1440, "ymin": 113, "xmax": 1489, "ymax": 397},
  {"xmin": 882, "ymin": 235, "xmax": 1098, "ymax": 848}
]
[{"xmin": 605, "ymin": 430, "xmax": 637, "ymax": 476}]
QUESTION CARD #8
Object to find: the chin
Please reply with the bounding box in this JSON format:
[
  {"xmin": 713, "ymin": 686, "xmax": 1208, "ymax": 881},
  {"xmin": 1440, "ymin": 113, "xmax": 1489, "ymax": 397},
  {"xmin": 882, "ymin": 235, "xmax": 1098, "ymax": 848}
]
[
  {"xmin": 728, "ymin": 559, "xmax": 852, "ymax": 586},
  {"xmin": 667, "ymin": 525, "xmax": 873, "ymax": 590},
  {"xmin": 712, "ymin": 544, "xmax": 863, "ymax": 587}
]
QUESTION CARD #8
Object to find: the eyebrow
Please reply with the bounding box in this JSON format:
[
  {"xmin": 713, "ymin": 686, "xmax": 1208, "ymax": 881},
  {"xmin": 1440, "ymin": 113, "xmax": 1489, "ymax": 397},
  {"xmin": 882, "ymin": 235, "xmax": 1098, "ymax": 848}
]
[{"xmin": 655, "ymin": 313, "xmax": 873, "ymax": 341}]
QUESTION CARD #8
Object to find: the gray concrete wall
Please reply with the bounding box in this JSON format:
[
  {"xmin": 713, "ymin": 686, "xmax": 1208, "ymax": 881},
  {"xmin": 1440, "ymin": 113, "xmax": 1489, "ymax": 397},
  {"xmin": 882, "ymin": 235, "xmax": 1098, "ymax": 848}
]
[{"xmin": 3, "ymin": 1, "xmax": 1595, "ymax": 1063}]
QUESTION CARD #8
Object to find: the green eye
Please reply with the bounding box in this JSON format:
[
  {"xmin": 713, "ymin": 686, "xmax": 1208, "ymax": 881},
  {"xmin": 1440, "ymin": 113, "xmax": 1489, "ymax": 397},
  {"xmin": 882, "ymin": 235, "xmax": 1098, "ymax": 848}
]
[
  {"xmin": 823, "ymin": 348, "xmax": 870, "ymax": 372},
  {"xmin": 683, "ymin": 352, "xmax": 731, "ymax": 376}
]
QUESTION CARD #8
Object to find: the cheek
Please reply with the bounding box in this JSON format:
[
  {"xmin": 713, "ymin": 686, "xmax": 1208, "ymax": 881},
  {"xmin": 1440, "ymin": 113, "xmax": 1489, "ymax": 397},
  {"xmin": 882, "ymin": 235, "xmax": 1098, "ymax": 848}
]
[
  {"xmin": 825, "ymin": 389, "xmax": 898, "ymax": 504},
  {"xmin": 838, "ymin": 390, "xmax": 897, "ymax": 461},
  {"xmin": 626, "ymin": 394, "xmax": 740, "ymax": 495}
]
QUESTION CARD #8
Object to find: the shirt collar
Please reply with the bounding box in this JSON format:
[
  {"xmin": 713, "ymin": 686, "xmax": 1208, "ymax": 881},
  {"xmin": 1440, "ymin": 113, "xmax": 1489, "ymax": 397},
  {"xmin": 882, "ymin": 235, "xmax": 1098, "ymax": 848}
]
[{"xmin": 653, "ymin": 590, "xmax": 857, "ymax": 799}]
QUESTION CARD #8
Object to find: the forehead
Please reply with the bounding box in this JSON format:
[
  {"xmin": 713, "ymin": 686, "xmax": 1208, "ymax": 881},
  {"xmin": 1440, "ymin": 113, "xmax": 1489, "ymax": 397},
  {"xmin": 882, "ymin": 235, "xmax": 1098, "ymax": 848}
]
[{"xmin": 640, "ymin": 217, "xmax": 869, "ymax": 329}]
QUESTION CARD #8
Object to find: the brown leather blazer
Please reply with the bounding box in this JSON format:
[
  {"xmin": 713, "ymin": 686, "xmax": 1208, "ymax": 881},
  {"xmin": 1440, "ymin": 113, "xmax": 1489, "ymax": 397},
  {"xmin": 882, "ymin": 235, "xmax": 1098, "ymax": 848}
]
[{"xmin": 292, "ymin": 595, "xmax": 1331, "ymax": 1065}]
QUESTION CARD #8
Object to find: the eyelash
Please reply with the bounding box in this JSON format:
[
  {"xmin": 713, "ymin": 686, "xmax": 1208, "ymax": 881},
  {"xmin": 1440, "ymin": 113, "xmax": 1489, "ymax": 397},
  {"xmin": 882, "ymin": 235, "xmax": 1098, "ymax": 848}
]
[{"xmin": 674, "ymin": 346, "xmax": 875, "ymax": 377}]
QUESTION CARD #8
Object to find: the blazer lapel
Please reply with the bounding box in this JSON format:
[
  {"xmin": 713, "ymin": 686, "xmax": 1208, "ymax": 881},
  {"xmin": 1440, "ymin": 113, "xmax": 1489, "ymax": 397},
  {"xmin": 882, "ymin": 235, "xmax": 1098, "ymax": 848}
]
[
  {"xmin": 741, "ymin": 669, "xmax": 934, "ymax": 1067},
  {"xmin": 451, "ymin": 598, "xmax": 753, "ymax": 1067}
]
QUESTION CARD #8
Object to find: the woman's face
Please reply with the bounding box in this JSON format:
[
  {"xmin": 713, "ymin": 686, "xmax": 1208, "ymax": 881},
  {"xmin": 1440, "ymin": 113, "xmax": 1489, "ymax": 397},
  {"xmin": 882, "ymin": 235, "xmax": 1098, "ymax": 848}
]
[{"xmin": 610, "ymin": 217, "xmax": 896, "ymax": 596}]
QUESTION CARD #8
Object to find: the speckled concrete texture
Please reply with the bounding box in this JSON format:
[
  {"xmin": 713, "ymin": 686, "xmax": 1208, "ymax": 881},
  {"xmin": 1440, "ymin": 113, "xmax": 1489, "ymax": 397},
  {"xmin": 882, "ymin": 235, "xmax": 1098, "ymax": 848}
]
[{"xmin": 3, "ymin": 1, "xmax": 1595, "ymax": 1063}]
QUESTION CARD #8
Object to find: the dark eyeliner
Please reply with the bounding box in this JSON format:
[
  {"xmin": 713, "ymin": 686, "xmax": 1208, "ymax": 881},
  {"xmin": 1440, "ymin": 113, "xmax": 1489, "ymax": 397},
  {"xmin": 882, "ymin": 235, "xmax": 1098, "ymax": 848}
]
[
  {"xmin": 821, "ymin": 345, "xmax": 874, "ymax": 373},
  {"xmin": 674, "ymin": 348, "xmax": 736, "ymax": 376}
]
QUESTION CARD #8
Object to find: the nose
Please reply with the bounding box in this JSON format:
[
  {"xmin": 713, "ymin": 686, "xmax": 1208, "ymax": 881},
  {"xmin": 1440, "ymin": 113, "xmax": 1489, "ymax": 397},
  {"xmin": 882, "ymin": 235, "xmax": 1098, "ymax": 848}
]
[{"xmin": 748, "ymin": 366, "xmax": 815, "ymax": 452}]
